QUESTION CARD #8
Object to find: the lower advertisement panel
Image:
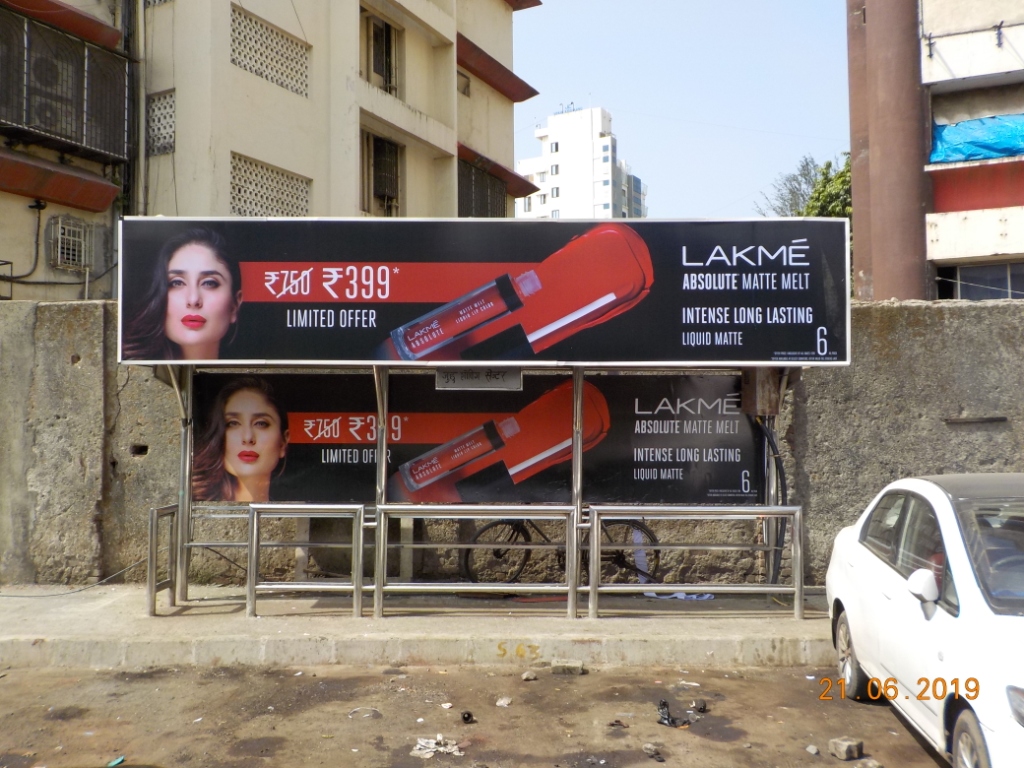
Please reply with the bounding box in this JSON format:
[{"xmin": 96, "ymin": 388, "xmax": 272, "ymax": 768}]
[{"xmin": 189, "ymin": 372, "xmax": 764, "ymax": 505}]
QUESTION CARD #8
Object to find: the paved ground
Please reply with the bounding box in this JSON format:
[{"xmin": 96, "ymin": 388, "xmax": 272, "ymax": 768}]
[
  {"xmin": 0, "ymin": 664, "xmax": 947, "ymax": 768},
  {"xmin": 0, "ymin": 586, "xmax": 834, "ymax": 670}
]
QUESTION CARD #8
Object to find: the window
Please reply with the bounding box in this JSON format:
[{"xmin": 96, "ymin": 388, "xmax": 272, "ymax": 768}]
[
  {"xmin": 602, "ymin": 180, "xmax": 610, "ymax": 186},
  {"xmin": 551, "ymin": 187, "xmax": 560, "ymax": 198},
  {"xmin": 361, "ymin": 11, "xmax": 398, "ymax": 95},
  {"xmin": 551, "ymin": 210, "xmax": 560, "ymax": 219},
  {"xmin": 538, "ymin": 194, "xmax": 547, "ymax": 205},
  {"xmin": 602, "ymin": 144, "xmax": 609, "ymax": 151},
  {"xmin": 860, "ymin": 493, "xmax": 905, "ymax": 563},
  {"xmin": 231, "ymin": 6, "xmax": 310, "ymax": 97},
  {"xmin": 361, "ymin": 131, "xmax": 400, "ymax": 216},
  {"xmin": 230, "ymin": 153, "xmax": 311, "ymax": 216},
  {"xmin": 602, "ymin": 155, "xmax": 609, "ymax": 163},
  {"xmin": 550, "ymin": 164, "xmax": 559, "ymax": 175},
  {"xmin": 146, "ymin": 90, "xmax": 175, "ymax": 156},
  {"xmin": 457, "ymin": 71, "xmax": 470, "ymax": 96},
  {"xmin": 550, "ymin": 142, "xmax": 559, "ymax": 153},
  {"xmin": 936, "ymin": 263, "xmax": 1024, "ymax": 300},
  {"xmin": 458, "ymin": 159, "xmax": 507, "ymax": 217},
  {"xmin": 522, "ymin": 196, "xmax": 532, "ymax": 213},
  {"xmin": 537, "ymin": 171, "xmax": 547, "ymax": 183},
  {"xmin": 894, "ymin": 497, "xmax": 944, "ymax": 578},
  {"xmin": 602, "ymin": 203, "xmax": 610, "ymax": 209}
]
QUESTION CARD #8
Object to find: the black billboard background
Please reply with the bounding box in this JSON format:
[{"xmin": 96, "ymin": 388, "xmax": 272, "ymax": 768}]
[
  {"xmin": 120, "ymin": 218, "xmax": 849, "ymax": 366},
  {"xmin": 582, "ymin": 374, "xmax": 763, "ymax": 503}
]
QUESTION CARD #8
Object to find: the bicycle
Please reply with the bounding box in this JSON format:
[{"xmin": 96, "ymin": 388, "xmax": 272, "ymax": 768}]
[{"xmin": 459, "ymin": 517, "xmax": 661, "ymax": 584}]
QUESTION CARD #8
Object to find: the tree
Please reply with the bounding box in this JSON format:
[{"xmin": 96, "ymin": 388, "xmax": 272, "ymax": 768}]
[
  {"xmin": 754, "ymin": 154, "xmax": 819, "ymax": 217},
  {"xmin": 802, "ymin": 153, "xmax": 851, "ymax": 219}
]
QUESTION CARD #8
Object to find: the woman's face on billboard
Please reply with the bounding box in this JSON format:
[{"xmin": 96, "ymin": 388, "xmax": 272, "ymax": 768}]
[
  {"xmin": 222, "ymin": 389, "xmax": 288, "ymax": 488},
  {"xmin": 163, "ymin": 243, "xmax": 241, "ymax": 359}
]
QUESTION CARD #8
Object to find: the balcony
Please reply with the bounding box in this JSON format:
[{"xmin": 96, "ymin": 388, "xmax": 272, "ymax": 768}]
[{"xmin": 0, "ymin": 6, "xmax": 129, "ymax": 163}]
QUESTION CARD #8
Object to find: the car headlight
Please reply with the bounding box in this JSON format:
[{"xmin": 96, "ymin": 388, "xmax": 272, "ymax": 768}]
[{"xmin": 1009, "ymin": 686, "xmax": 1024, "ymax": 728}]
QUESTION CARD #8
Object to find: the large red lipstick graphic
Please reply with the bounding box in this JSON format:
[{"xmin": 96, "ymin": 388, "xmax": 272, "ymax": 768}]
[
  {"xmin": 393, "ymin": 380, "xmax": 609, "ymax": 498},
  {"xmin": 389, "ymin": 224, "xmax": 653, "ymax": 361},
  {"xmin": 237, "ymin": 451, "xmax": 260, "ymax": 463},
  {"xmin": 181, "ymin": 314, "xmax": 207, "ymax": 330}
]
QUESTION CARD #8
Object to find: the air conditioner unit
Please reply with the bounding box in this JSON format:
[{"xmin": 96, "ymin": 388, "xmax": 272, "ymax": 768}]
[
  {"xmin": 46, "ymin": 215, "xmax": 94, "ymax": 273},
  {"xmin": 26, "ymin": 26, "xmax": 84, "ymax": 141}
]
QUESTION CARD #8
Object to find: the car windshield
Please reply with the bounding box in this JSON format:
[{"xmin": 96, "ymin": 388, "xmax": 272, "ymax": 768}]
[{"xmin": 955, "ymin": 499, "xmax": 1024, "ymax": 616}]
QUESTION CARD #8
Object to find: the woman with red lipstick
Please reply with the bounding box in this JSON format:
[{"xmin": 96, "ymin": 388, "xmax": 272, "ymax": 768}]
[
  {"xmin": 123, "ymin": 228, "xmax": 242, "ymax": 360},
  {"xmin": 193, "ymin": 377, "xmax": 289, "ymax": 502}
]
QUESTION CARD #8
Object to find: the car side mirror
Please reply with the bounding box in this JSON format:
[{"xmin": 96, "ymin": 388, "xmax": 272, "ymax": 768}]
[{"xmin": 908, "ymin": 568, "xmax": 939, "ymax": 603}]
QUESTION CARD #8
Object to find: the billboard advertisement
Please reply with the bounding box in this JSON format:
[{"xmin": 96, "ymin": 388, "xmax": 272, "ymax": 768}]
[
  {"xmin": 190, "ymin": 372, "xmax": 760, "ymax": 505},
  {"xmin": 120, "ymin": 218, "xmax": 849, "ymax": 367}
]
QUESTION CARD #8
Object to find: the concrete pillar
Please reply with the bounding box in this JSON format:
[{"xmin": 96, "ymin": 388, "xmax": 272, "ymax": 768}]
[
  {"xmin": 864, "ymin": 0, "xmax": 931, "ymax": 300},
  {"xmin": 846, "ymin": 1, "xmax": 872, "ymax": 300}
]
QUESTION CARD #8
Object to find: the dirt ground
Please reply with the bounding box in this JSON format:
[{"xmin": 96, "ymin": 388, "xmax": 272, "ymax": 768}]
[{"xmin": 0, "ymin": 664, "xmax": 947, "ymax": 768}]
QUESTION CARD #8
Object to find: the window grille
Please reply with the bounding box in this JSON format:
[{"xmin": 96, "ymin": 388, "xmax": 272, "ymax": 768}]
[
  {"xmin": 458, "ymin": 160, "xmax": 507, "ymax": 218},
  {"xmin": 0, "ymin": 6, "xmax": 128, "ymax": 162},
  {"xmin": 146, "ymin": 90, "xmax": 175, "ymax": 155},
  {"xmin": 373, "ymin": 136, "xmax": 399, "ymax": 200},
  {"xmin": 46, "ymin": 215, "xmax": 93, "ymax": 272},
  {"xmin": 230, "ymin": 153, "xmax": 311, "ymax": 217},
  {"xmin": 230, "ymin": 6, "xmax": 310, "ymax": 97},
  {"xmin": 361, "ymin": 131, "xmax": 400, "ymax": 216},
  {"xmin": 85, "ymin": 47, "xmax": 128, "ymax": 157},
  {"xmin": 27, "ymin": 24, "xmax": 84, "ymax": 144}
]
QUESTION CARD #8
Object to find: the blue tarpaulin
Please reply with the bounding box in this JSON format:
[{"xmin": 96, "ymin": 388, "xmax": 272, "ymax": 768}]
[{"xmin": 931, "ymin": 113, "xmax": 1024, "ymax": 163}]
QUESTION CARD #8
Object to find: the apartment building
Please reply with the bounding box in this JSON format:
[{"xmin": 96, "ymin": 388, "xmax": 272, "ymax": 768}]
[
  {"xmin": 515, "ymin": 106, "xmax": 646, "ymax": 220},
  {"xmin": 848, "ymin": 0, "xmax": 1024, "ymax": 300},
  {"xmin": 0, "ymin": 0, "xmax": 539, "ymax": 301}
]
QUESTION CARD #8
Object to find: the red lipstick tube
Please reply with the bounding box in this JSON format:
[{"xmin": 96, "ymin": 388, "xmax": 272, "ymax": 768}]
[
  {"xmin": 391, "ymin": 271, "xmax": 542, "ymax": 360},
  {"xmin": 399, "ymin": 416, "xmax": 521, "ymax": 490}
]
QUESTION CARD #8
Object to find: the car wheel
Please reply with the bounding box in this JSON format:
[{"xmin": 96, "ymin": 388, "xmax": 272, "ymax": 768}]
[
  {"xmin": 835, "ymin": 611, "xmax": 869, "ymax": 700},
  {"xmin": 952, "ymin": 709, "xmax": 991, "ymax": 768}
]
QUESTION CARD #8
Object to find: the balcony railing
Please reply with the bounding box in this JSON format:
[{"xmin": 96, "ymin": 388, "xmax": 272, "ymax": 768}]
[{"xmin": 0, "ymin": 6, "xmax": 129, "ymax": 163}]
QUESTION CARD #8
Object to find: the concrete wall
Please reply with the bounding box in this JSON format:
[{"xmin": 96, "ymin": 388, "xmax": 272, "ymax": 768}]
[
  {"xmin": 3, "ymin": 299, "xmax": 1024, "ymax": 586},
  {"xmin": 785, "ymin": 299, "xmax": 1024, "ymax": 581}
]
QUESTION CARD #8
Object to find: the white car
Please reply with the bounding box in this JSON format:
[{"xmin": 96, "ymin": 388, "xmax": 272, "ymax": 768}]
[{"xmin": 826, "ymin": 474, "xmax": 1024, "ymax": 768}]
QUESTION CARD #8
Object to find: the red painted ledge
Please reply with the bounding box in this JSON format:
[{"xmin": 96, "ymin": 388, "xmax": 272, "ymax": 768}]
[
  {"xmin": 458, "ymin": 143, "xmax": 539, "ymax": 198},
  {"xmin": 456, "ymin": 33, "xmax": 538, "ymax": 103},
  {"xmin": 929, "ymin": 158, "xmax": 1024, "ymax": 213},
  {"xmin": 0, "ymin": 0, "xmax": 122, "ymax": 50},
  {"xmin": 0, "ymin": 147, "xmax": 120, "ymax": 212}
]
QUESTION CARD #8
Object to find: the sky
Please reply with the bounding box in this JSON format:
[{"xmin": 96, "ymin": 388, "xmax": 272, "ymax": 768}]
[{"xmin": 512, "ymin": 1, "xmax": 851, "ymax": 219}]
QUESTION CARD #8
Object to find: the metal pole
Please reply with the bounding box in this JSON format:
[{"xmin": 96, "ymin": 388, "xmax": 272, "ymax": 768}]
[
  {"xmin": 373, "ymin": 365, "xmax": 388, "ymax": 618},
  {"xmin": 173, "ymin": 365, "xmax": 193, "ymax": 603},
  {"xmin": 147, "ymin": 506, "xmax": 157, "ymax": 617},
  {"xmin": 793, "ymin": 506, "xmax": 805, "ymax": 620},
  {"xmin": 568, "ymin": 367, "xmax": 583, "ymax": 619},
  {"xmin": 246, "ymin": 506, "xmax": 258, "ymax": 618},
  {"xmin": 588, "ymin": 503, "xmax": 600, "ymax": 619},
  {"xmin": 765, "ymin": 419, "xmax": 778, "ymax": 586},
  {"xmin": 352, "ymin": 505, "xmax": 364, "ymax": 618}
]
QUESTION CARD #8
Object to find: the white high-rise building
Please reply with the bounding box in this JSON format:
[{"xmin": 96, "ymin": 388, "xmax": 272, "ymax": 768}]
[{"xmin": 515, "ymin": 106, "xmax": 647, "ymax": 220}]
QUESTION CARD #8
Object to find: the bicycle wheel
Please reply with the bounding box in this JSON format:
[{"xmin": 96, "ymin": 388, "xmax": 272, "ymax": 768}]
[
  {"xmin": 461, "ymin": 521, "xmax": 532, "ymax": 584},
  {"xmin": 585, "ymin": 520, "xmax": 661, "ymax": 584}
]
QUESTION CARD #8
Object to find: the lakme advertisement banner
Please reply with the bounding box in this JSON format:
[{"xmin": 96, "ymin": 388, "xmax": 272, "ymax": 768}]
[
  {"xmin": 190, "ymin": 372, "xmax": 761, "ymax": 505},
  {"xmin": 119, "ymin": 218, "xmax": 850, "ymax": 366}
]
